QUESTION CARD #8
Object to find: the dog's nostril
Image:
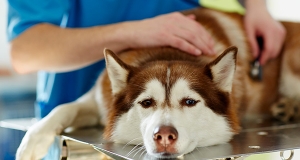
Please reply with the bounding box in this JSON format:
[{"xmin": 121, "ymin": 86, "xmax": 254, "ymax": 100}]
[
  {"xmin": 155, "ymin": 135, "xmax": 162, "ymax": 140},
  {"xmin": 153, "ymin": 125, "xmax": 178, "ymax": 144},
  {"xmin": 158, "ymin": 135, "xmax": 161, "ymax": 140},
  {"xmin": 168, "ymin": 134, "xmax": 175, "ymax": 140}
]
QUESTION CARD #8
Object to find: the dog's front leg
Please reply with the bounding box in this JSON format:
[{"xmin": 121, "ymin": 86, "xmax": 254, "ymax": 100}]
[{"xmin": 16, "ymin": 89, "xmax": 99, "ymax": 160}]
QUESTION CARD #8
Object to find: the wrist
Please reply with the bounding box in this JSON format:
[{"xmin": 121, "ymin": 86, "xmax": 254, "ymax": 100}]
[
  {"xmin": 245, "ymin": 0, "xmax": 270, "ymax": 17},
  {"xmin": 94, "ymin": 22, "xmax": 132, "ymax": 54},
  {"xmin": 245, "ymin": 0, "xmax": 267, "ymax": 11}
]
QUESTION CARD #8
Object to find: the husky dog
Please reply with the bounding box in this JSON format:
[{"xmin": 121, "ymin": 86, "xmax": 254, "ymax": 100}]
[{"xmin": 16, "ymin": 8, "xmax": 300, "ymax": 159}]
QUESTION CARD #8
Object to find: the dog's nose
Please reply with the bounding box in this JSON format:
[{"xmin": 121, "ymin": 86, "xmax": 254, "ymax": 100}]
[{"xmin": 153, "ymin": 125, "xmax": 178, "ymax": 148}]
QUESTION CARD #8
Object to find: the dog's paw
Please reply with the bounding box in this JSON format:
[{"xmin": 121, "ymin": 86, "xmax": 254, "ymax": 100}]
[
  {"xmin": 16, "ymin": 122, "xmax": 56, "ymax": 160},
  {"xmin": 271, "ymin": 97, "xmax": 300, "ymax": 122}
]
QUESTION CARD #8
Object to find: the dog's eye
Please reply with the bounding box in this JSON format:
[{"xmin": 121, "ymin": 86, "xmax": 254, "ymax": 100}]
[
  {"xmin": 186, "ymin": 99, "xmax": 196, "ymax": 105},
  {"xmin": 139, "ymin": 99, "xmax": 154, "ymax": 108},
  {"xmin": 181, "ymin": 98, "xmax": 199, "ymax": 107}
]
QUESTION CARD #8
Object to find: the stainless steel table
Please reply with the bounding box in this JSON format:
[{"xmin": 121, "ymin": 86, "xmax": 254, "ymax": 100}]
[{"xmin": 1, "ymin": 116, "xmax": 299, "ymax": 160}]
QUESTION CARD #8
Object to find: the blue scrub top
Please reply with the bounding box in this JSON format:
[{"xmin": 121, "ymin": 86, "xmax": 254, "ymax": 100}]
[{"xmin": 7, "ymin": 0, "xmax": 201, "ymax": 118}]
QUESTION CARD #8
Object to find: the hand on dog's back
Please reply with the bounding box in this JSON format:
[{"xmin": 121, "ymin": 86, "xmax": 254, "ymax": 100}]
[{"xmin": 126, "ymin": 12, "xmax": 215, "ymax": 56}]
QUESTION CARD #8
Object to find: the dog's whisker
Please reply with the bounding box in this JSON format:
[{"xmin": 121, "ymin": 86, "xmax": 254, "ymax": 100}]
[
  {"xmin": 127, "ymin": 146, "xmax": 143, "ymax": 157},
  {"xmin": 126, "ymin": 142, "xmax": 144, "ymax": 157},
  {"xmin": 133, "ymin": 146, "xmax": 146, "ymax": 158},
  {"xmin": 139, "ymin": 147, "xmax": 147, "ymax": 158},
  {"xmin": 122, "ymin": 137, "xmax": 143, "ymax": 150},
  {"xmin": 126, "ymin": 147, "xmax": 138, "ymax": 157}
]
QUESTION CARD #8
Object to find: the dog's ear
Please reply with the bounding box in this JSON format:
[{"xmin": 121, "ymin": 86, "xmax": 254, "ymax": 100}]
[
  {"xmin": 206, "ymin": 46, "xmax": 237, "ymax": 92},
  {"xmin": 104, "ymin": 49, "xmax": 131, "ymax": 95}
]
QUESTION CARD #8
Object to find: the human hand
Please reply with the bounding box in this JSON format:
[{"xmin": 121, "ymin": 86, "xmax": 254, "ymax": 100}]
[
  {"xmin": 244, "ymin": 1, "xmax": 286, "ymax": 65},
  {"xmin": 123, "ymin": 12, "xmax": 215, "ymax": 56}
]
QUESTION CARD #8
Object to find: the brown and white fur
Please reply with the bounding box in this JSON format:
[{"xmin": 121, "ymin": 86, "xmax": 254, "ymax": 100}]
[{"xmin": 16, "ymin": 8, "xmax": 300, "ymax": 160}]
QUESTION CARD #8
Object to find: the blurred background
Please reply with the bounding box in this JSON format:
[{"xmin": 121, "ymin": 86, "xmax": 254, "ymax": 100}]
[{"xmin": 0, "ymin": 0, "xmax": 299, "ymax": 160}]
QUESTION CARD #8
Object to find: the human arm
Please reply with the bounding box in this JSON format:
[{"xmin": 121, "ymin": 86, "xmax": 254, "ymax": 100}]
[
  {"xmin": 10, "ymin": 12, "xmax": 214, "ymax": 74},
  {"xmin": 10, "ymin": 23, "xmax": 128, "ymax": 73},
  {"xmin": 244, "ymin": 0, "xmax": 286, "ymax": 65}
]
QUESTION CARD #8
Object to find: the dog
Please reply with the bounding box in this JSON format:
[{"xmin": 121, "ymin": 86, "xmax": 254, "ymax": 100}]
[{"xmin": 16, "ymin": 8, "xmax": 300, "ymax": 159}]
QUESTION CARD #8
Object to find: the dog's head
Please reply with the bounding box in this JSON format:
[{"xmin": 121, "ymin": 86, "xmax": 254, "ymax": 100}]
[{"xmin": 103, "ymin": 47, "xmax": 239, "ymax": 158}]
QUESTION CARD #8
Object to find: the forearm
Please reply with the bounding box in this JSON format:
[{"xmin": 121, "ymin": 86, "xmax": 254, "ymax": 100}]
[{"xmin": 10, "ymin": 23, "xmax": 130, "ymax": 73}]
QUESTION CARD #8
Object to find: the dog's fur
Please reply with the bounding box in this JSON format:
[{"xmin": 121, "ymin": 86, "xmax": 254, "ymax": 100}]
[{"xmin": 16, "ymin": 8, "xmax": 300, "ymax": 159}]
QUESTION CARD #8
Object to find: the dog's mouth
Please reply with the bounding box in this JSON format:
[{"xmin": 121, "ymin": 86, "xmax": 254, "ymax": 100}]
[{"xmin": 150, "ymin": 152, "xmax": 181, "ymax": 159}]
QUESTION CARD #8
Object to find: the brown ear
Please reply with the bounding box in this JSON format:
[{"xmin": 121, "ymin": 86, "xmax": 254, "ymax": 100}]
[
  {"xmin": 104, "ymin": 49, "xmax": 131, "ymax": 95},
  {"xmin": 206, "ymin": 46, "xmax": 237, "ymax": 92}
]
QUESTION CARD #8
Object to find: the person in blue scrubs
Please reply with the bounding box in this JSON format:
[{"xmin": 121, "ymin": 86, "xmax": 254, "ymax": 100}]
[{"xmin": 7, "ymin": 0, "xmax": 286, "ymax": 159}]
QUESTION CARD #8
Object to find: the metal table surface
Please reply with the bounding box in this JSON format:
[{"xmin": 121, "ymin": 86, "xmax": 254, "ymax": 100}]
[{"xmin": 1, "ymin": 116, "xmax": 300, "ymax": 159}]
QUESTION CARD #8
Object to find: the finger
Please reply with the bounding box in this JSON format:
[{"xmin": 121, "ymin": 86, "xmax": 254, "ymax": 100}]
[
  {"xmin": 260, "ymin": 50, "xmax": 270, "ymax": 65},
  {"xmin": 166, "ymin": 35, "xmax": 202, "ymax": 56},
  {"xmin": 179, "ymin": 15, "xmax": 215, "ymax": 54},
  {"xmin": 259, "ymin": 36, "xmax": 273, "ymax": 65},
  {"xmin": 245, "ymin": 25, "xmax": 259, "ymax": 58},
  {"xmin": 260, "ymin": 37, "xmax": 282, "ymax": 65},
  {"xmin": 271, "ymin": 31, "xmax": 286, "ymax": 59},
  {"xmin": 191, "ymin": 24, "xmax": 215, "ymax": 54},
  {"xmin": 261, "ymin": 26, "xmax": 286, "ymax": 65},
  {"xmin": 270, "ymin": 41, "xmax": 282, "ymax": 59},
  {"xmin": 186, "ymin": 14, "xmax": 196, "ymax": 20},
  {"xmin": 171, "ymin": 25, "xmax": 213, "ymax": 55}
]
